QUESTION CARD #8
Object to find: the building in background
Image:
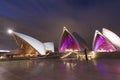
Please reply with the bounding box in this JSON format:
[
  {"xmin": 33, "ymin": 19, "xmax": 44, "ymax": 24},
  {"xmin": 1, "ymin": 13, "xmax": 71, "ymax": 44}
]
[
  {"xmin": 72, "ymin": 32, "xmax": 89, "ymax": 51},
  {"xmin": 92, "ymin": 28, "xmax": 120, "ymax": 52},
  {"xmin": 6, "ymin": 29, "xmax": 54, "ymax": 58},
  {"xmin": 92, "ymin": 30, "xmax": 117, "ymax": 52},
  {"xmin": 102, "ymin": 28, "xmax": 120, "ymax": 50},
  {"xmin": 59, "ymin": 27, "xmax": 81, "ymax": 53}
]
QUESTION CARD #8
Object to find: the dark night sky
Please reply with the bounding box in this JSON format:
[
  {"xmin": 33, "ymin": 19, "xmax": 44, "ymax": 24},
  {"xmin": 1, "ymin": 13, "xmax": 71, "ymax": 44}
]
[{"xmin": 0, "ymin": 0, "xmax": 120, "ymax": 50}]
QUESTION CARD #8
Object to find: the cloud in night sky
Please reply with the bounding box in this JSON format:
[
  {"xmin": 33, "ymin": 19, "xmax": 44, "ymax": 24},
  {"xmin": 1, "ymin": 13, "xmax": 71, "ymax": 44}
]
[{"xmin": 0, "ymin": 0, "xmax": 120, "ymax": 50}]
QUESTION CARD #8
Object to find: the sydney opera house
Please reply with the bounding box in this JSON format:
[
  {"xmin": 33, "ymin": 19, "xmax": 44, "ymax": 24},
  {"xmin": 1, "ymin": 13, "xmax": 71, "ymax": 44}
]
[
  {"xmin": 59, "ymin": 27, "xmax": 89, "ymax": 53},
  {"xmin": 2, "ymin": 29, "xmax": 54, "ymax": 59},
  {"xmin": 92, "ymin": 28, "xmax": 120, "ymax": 58},
  {"xmin": 1, "ymin": 27, "xmax": 89, "ymax": 59},
  {"xmin": 0, "ymin": 27, "xmax": 120, "ymax": 59},
  {"xmin": 59, "ymin": 27, "xmax": 81, "ymax": 53},
  {"xmin": 93, "ymin": 28, "xmax": 120, "ymax": 52},
  {"xmin": 59, "ymin": 27, "xmax": 89, "ymax": 58}
]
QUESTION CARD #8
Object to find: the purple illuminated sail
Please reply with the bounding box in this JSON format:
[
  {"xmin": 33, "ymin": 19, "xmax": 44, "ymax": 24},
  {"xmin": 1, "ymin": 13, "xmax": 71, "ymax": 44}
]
[
  {"xmin": 93, "ymin": 31, "xmax": 116, "ymax": 52},
  {"xmin": 59, "ymin": 27, "xmax": 81, "ymax": 52}
]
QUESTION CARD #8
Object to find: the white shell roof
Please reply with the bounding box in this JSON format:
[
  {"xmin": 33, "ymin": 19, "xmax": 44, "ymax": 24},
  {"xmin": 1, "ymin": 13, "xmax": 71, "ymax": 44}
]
[
  {"xmin": 13, "ymin": 32, "xmax": 46, "ymax": 55},
  {"xmin": 0, "ymin": 50, "xmax": 10, "ymax": 52},
  {"xmin": 102, "ymin": 28, "xmax": 120, "ymax": 48},
  {"xmin": 44, "ymin": 42, "xmax": 54, "ymax": 52},
  {"xmin": 92, "ymin": 30, "xmax": 102, "ymax": 50}
]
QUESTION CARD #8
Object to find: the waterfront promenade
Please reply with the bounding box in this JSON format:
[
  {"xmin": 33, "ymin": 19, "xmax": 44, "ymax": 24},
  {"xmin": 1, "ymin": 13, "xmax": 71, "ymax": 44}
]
[{"xmin": 0, "ymin": 59, "xmax": 120, "ymax": 80}]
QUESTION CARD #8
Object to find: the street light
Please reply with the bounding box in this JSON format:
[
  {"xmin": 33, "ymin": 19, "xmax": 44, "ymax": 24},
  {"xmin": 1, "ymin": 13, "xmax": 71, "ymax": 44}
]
[{"xmin": 8, "ymin": 29, "xmax": 13, "ymax": 34}]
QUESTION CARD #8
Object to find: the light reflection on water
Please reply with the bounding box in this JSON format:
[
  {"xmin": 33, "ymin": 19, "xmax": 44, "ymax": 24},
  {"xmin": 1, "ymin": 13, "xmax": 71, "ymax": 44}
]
[
  {"xmin": 92, "ymin": 59, "xmax": 120, "ymax": 80},
  {"xmin": 0, "ymin": 60, "xmax": 32, "ymax": 69},
  {"xmin": 0, "ymin": 59, "xmax": 120, "ymax": 80}
]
